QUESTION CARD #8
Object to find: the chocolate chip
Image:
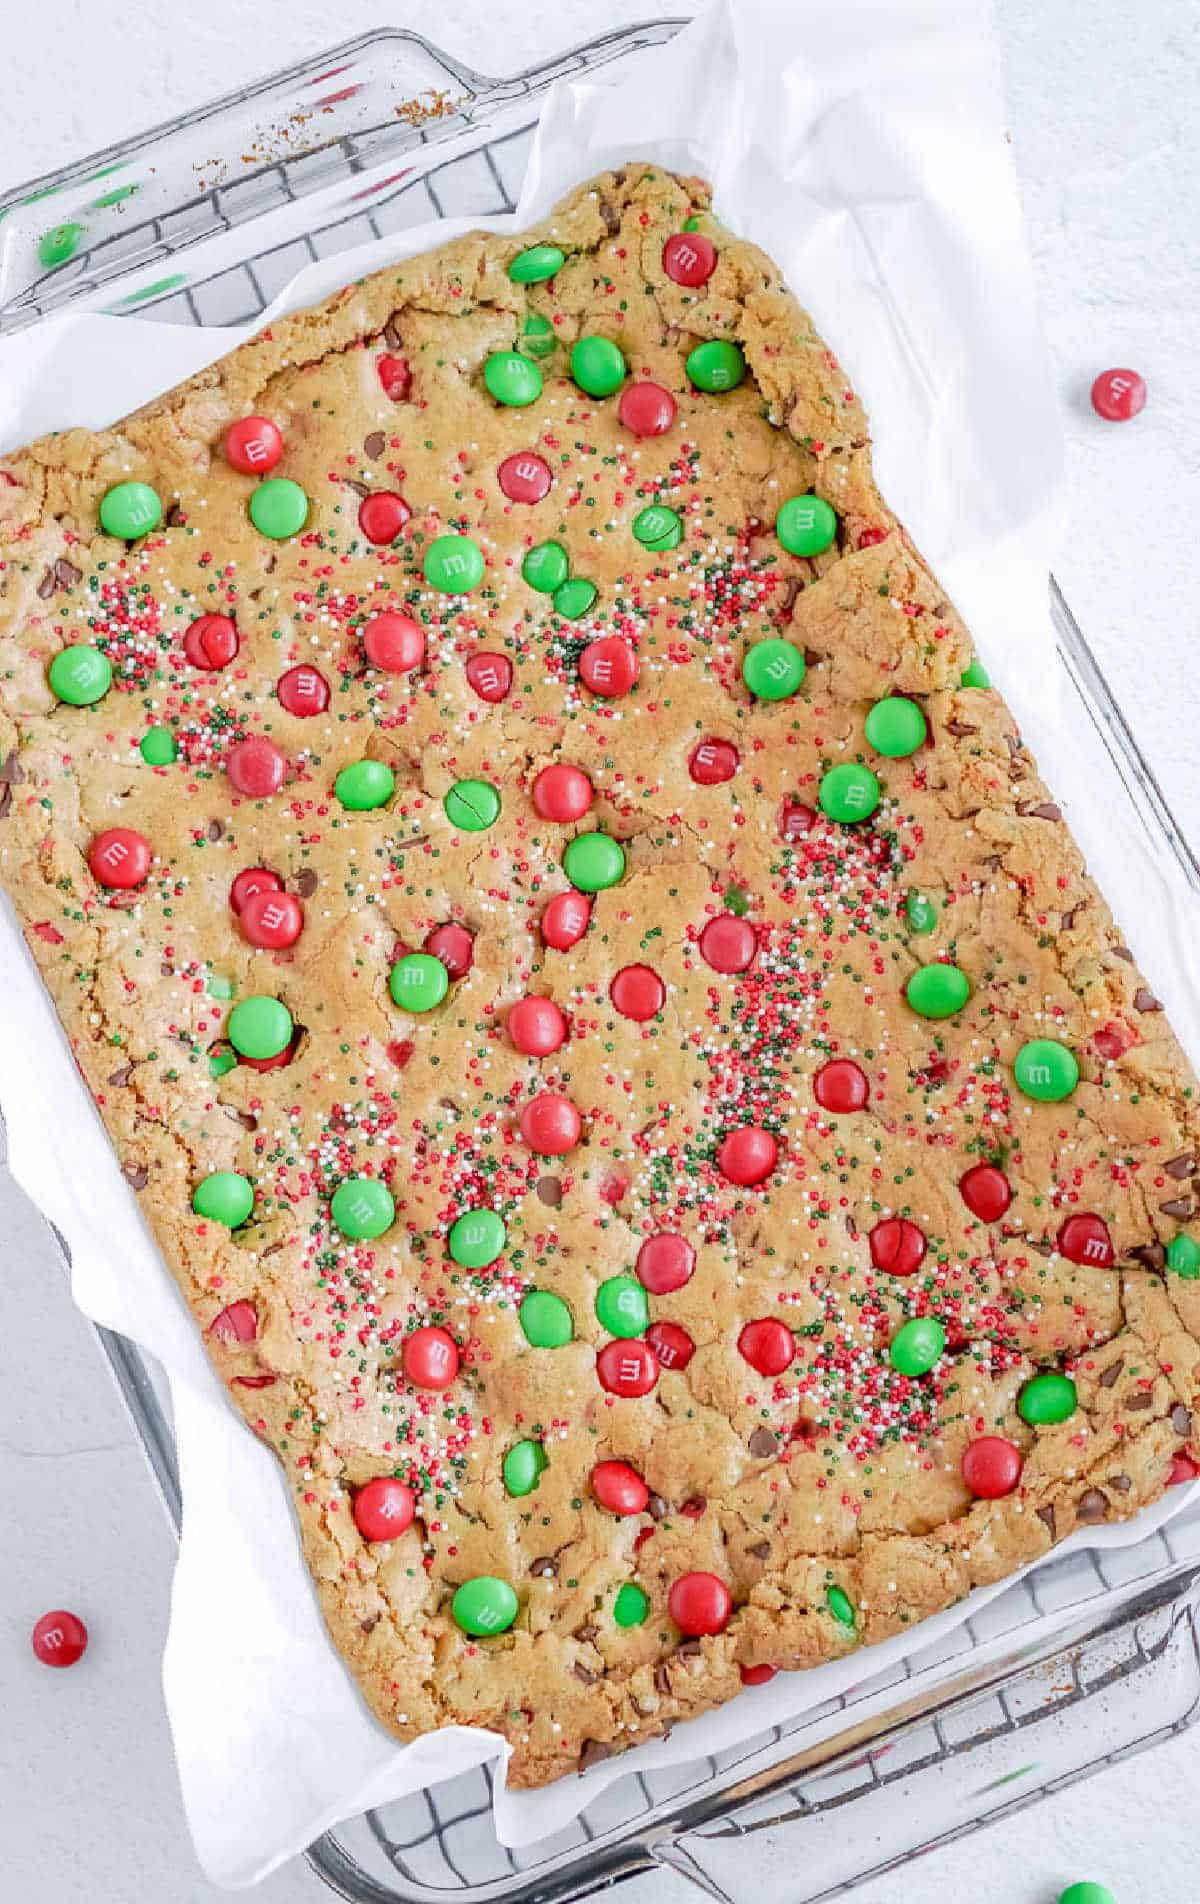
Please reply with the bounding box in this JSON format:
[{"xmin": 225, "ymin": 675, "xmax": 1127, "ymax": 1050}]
[
  {"xmin": 1036, "ymin": 1504, "xmax": 1056, "ymax": 1537},
  {"xmin": 383, "ymin": 318, "xmax": 403, "ymax": 349},
  {"xmin": 675, "ymin": 1639, "xmax": 703, "ymax": 1659},
  {"xmin": 341, "ymin": 477, "xmax": 372, "ymax": 499},
  {"xmin": 164, "ymin": 503, "xmax": 185, "ymax": 528},
  {"xmin": 647, "ymin": 1493, "xmax": 670, "ymax": 1521},
  {"xmin": 206, "ymin": 818, "xmax": 224, "ymax": 842},
  {"xmin": 292, "ymin": 867, "xmax": 319, "ymax": 898},
  {"xmin": 578, "ymin": 1739, "xmax": 611, "ymax": 1772},
  {"xmin": 748, "ymin": 1428, "xmax": 779, "ymax": 1458},
  {"xmin": 55, "ymin": 558, "xmax": 82, "ymax": 589},
  {"xmin": 654, "ymin": 1664, "xmax": 672, "ymax": 1695},
  {"xmin": 1165, "ymin": 1153, "xmax": 1197, "ymax": 1179},
  {"xmin": 1128, "ymin": 1243, "xmax": 1166, "ymax": 1272},
  {"xmin": 0, "ymin": 752, "xmax": 23, "ymax": 785},
  {"xmin": 599, "ymin": 197, "xmax": 621, "ymax": 235},
  {"xmin": 1098, "ymin": 1358, "xmax": 1124, "ymax": 1389},
  {"xmin": 945, "ymin": 720, "xmax": 980, "ymax": 738},
  {"xmin": 575, "ymin": 1623, "xmax": 599, "ymax": 1644},
  {"xmin": 535, "ymin": 1175, "xmax": 562, "ymax": 1208},
  {"xmin": 529, "ymin": 1556, "xmax": 558, "ymax": 1578},
  {"xmin": 122, "ymin": 1163, "xmax": 149, "ymax": 1190},
  {"xmin": 36, "ymin": 567, "xmax": 56, "ymax": 600},
  {"xmin": 1017, "ymin": 801, "xmax": 1062, "ymax": 821},
  {"xmin": 748, "ymin": 1540, "xmax": 771, "ymax": 1561},
  {"xmin": 1134, "ymin": 987, "xmax": 1163, "ymax": 1012},
  {"xmin": 107, "ymin": 1063, "xmax": 134, "ymax": 1087},
  {"xmin": 1110, "ymin": 1473, "xmax": 1132, "ymax": 1493},
  {"xmin": 1110, "ymin": 945, "xmax": 1134, "ymax": 962},
  {"xmin": 979, "ymin": 852, "xmax": 1004, "ymax": 871},
  {"xmin": 573, "ymin": 1663, "xmax": 598, "ymax": 1685},
  {"xmin": 1004, "ymin": 734, "xmax": 1024, "ymax": 757},
  {"xmin": 1076, "ymin": 1489, "xmax": 1108, "ymax": 1523},
  {"xmin": 360, "ymin": 1614, "xmax": 380, "ymax": 1634},
  {"xmin": 1126, "ymin": 1391, "xmax": 1155, "ymax": 1410},
  {"xmin": 1159, "ymin": 1197, "xmax": 1195, "ymax": 1219},
  {"xmin": 1061, "ymin": 905, "xmax": 1081, "ymax": 931},
  {"xmin": 1172, "ymin": 1405, "xmax": 1193, "ymax": 1436},
  {"xmin": 223, "ymin": 1106, "xmax": 258, "ymax": 1131},
  {"xmin": 363, "ymin": 431, "xmax": 386, "ymax": 459}
]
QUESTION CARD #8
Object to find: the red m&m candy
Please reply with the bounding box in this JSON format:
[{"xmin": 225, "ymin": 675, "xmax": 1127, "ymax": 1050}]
[
  {"xmin": 209, "ymin": 1299, "xmax": 258, "ymax": 1344},
  {"xmin": 813, "ymin": 1059, "xmax": 868, "ymax": 1113},
  {"xmin": 277, "ymin": 664, "xmax": 330, "ymax": 715},
  {"xmin": 591, "ymin": 1460, "xmax": 649, "ymax": 1515},
  {"xmin": 532, "ymin": 763, "xmax": 593, "ymax": 822},
  {"xmin": 1057, "ymin": 1213, "xmax": 1115, "ymax": 1268},
  {"xmin": 1091, "ymin": 367, "xmax": 1146, "ymax": 422},
  {"xmin": 227, "ymin": 736, "xmax": 287, "ymax": 798},
  {"xmin": 88, "ymin": 827, "xmax": 150, "ymax": 889},
  {"xmin": 31, "ymin": 1610, "xmax": 88, "ymax": 1668},
  {"xmin": 377, "ymin": 353, "xmax": 412, "ymax": 400},
  {"xmin": 959, "ymin": 1163, "xmax": 1012, "ymax": 1223},
  {"xmin": 183, "ymin": 613, "xmax": 239, "ymax": 670},
  {"xmin": 662, "ymin": 232, "xmax": 717, "ymax": 288},
  {"xmin": 618, "ymin": 381, "xmax": 677, "ymax": 438},
  {"xmin": 465, "ymin": 651, "xmax": 512, "ymax": 702},
  {"xmin": 520, "ymin": 1092, "xmax": 581, "ymax": 1156},
  {"xmin": 354, "ymin": 1476, "xmax": 416, "ymax": 1541},
  {"xmin": 224, "ymin": 415, "xmax": 283, "ymax": 474},
  {"xmin": 669, "ymin": 1570, "xmax": 732, "ymax": 1636},
  {"xmin": 597, "ymin": 1339, "xmax": 659, "ymax": 1398},
  {"xmin": 508, "ymin": 995, "xmax": 568, "ymax": 1056},
  {"xmin": 358, "ymin": 492, "xmax": 412, "ymax": 545},
  {"xmin": 738, "ymin": 1317, "xmax": 794, "ymax": 1376},
  {"xmin": 868, "ymin": 1217, "xmax": 927, "ymax": 1277},
  {"xmin": 716, "ymin": 1126, "xmax": 778, "ymax": 1186},
  {"xmin": 1169, "ymin": 1453, "xmax": 1200, "ymax": 1486},
  {"xmin": 740, "ymin": 1663, "xmax": 777, "ymax": 1686},
  {"xmin": 363, "ymin": 611, "xmax": 425, "ymax": 674},
  {"xmin": 779, "ymin": 801, "xmax": 817, "ymax": 841},
  {"xmin": 498, "ymin": 451, "xmax": 552, "ymax": 503},
  {"xmin": 636, "ymin": 1232, "xmax": 695, "ymax": 1294},
  {"xmin": 699, "ymin": 914, "xmax": 756, "ymax": 974},
  {"xmin": 646, "ymin": 1319, "xmax": 695, "ymax": 1369},
  {"xmin": 230, "ymin": 866, "xmax": 283, "ymax": 914},
  {"xmin": 239, "ymin": 888, "xmax": 303, "ymax": 949},
  {"xmin": 402, "ymin": 1326, "xmax": 459, "ymax": 1390},
  {"xmin": 610, "ymin": 964, "xmax": 665, "ymax": 1021},
  {"xmin": 579, "ymin": 636, "xmax": 638, "ymax": 698},
  {"xmin": 425, "ymin": 922, "xmax": 473, "ymax": 978},
  {"xmin": 689, "ymin": 738, "xmax": 739, "ymax": 785},
  {"xmin": 961, "ymin": 1436, "xmax": 1023, "ymax": 1499},
  {"xmin": 541, "ymin": 891, "xmax": 590, "ymax": 949}
]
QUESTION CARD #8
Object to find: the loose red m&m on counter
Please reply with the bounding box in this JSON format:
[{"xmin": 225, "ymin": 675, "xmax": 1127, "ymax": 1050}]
[
  {"xmin": 1090, "ymin": 368, "xmax": 1146, "ymax": 421},
  {"xmin": 353, "ymin": 1477, "xmax": 416, "ymax": 1541},
  {"xmin": 88, "ymin": 827, "xmax": 150, "ymax": 889},
  {"xmin": 669, "ymin": 1571, "xmax": 732, "ymax": 1636},
  {"xmin": 224, "ymin": 415, "xmax": 283, "ymax": 474},
  {"xmin": 31, "ymin": 1609, "xmax": 89, "ymax": 1668}
]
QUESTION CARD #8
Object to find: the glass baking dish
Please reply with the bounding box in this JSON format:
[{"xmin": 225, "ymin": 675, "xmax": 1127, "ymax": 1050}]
[{"xmin": 5, "ymin": 19, "xmax": 1200, "ymax": 1902}]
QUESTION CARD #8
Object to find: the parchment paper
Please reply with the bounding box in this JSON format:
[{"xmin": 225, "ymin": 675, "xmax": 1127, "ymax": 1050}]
[{"xmin": 3, "ymin": 0, "xmax": 1199, "ymax": 1886}]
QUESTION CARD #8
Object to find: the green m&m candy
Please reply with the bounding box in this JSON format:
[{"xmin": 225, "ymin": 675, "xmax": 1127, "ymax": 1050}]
[
  {"xmin": 49, "ymin": 644, "xmax": 112, "ymax": 706},
  {"xmin": 249, "ymin": 477, "xmax": 308, "ymax": 539},
  {"xmin": 686, "ymin": 339, "xmax": 745, "ymax": 392},
  {"xmin": 227, "ymin": 994, "xmax": 292, "ymax": 1060},
  {"xmin": 39, "ymin": 221, "xmax": 85, "ymax": 267},
  {"xmin": 208, "ymin": 1047, "xmax": 238, "ymax": 1081},
  {"xmin": 192, "ymin": 1170, "xmax": 254, "ymax": 1228},
  {"xmin": 960, "ymin": 657, "xmax": 991, "ymax": 689},
  {"xmin": 335, "ymin": 759, "xmax": 395, "ymax": 811},
  {"xmin": 571, "ymin": 334, "xmax": 626, "ymax": 398},
  {"xmin": 1058, "ymin": 1885, "xmax": 1115, "ymax": 1904},
  {"xmin": 776, "ymin": 494, "xmax": 837, "ymax": 558},
  {"xmin": 452, "ymin": 1575, "xmax": 519, "ymax": 1637},
  {"xmin": 444, "ymin": 778, "xmax": 501, "ymax": 832},
  {"xmin": 865, "ymin": 696, "xmax": 927, "ymax": 758},
  {"xmin": 390, "ymin": 952, "xmax": 450, "ymax": 1012},
  {"xmin": 484, "ymin": 350, "xmax": 543, "ymax": 407},
  {"xmin": 632, "ymin": 504, "xmax": 683, "ymax": 552},
  {"xmin": 519, "ymin": 313, "xmax": 556, "ymax": 360},
  {"xmin": 595, "ymin": 1274, "xmax": 648, "ymax": 1338},
  {"xmin": 1014, "ymin": 1038, "xmax": 1079, "ymax": 1102},
  {"xmin": 553, "ymin": 577, "xmax": 597, "ymax": 620},
  {"xmin": 503, "ymin": 1439, "xmax": 547, "ymax": 1498},
  {"xmin": 905, "ymin": 889, "xmax": 938, "ymax": 935},
  {"xmin": 613, "ymin": 1582, "xmax": 649, "ymax": 1628},
  {"xmin": 522, "ymin": 540, "xmax": 570, "ymax": 593},
  {"xmin": 519, "ymin": 1289, "xmax": 573, "ymax": 1347},
  {"xmin": 564, "ymin": 831, "xmax": 625, "ymax": 892},
  {"xmin": 99, "ymin": 480, "xmax": 161, "ymax": 540},
  {"xmin": 1167, "ymin": 1233, "xmax": 1200, "ymax": 1279},
  {"xmin": 889, "ymin": 1315, "xmax": 945, "ymax": 1375},
  {"xmin": 742, "ymin": 637, "xmax": 805, "ymax": 702},
  {"xmin": 139, "ymin": 725, "xmax": 177, "ymax": 765},
  {"xmin": 424, "ymin": 533, "xmax": 485, "ymax": 594},
  {"xmin": 331, "ymin": 1176, "xmax": 395, "ymax": 1240},
  {"xmin": 905, "ymin": 963, "xmax": 970, "ymax": 1019},
  {"xmin": 819, "ymin": 763, "xmax": 880, "ymax": 824},
  {"xmin": 448, "ymin": 1207, "xmax": 506, "ymax": 1268},
  {"xmin": 826, "ymin": 1584, "xmax": 856, "ymax": 1628},
  {"xmin": 508, "ymin": 243, "xmax": 565, "ymax": 284},
  {"xmin": 1018, "ymin": 1370, "xmax": 1077, "ymax": 1425}
]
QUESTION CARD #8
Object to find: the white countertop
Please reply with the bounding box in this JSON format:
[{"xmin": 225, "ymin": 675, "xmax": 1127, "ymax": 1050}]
[{"xmin": 2, "ymin": 3, "xmax": 1196, "ymax": 1900}]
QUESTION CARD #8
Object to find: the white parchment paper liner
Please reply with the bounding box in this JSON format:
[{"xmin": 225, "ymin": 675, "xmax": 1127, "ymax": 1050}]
[{"xmin": 4, "ymin": 0, "xmax": 1200, "ymax": 1885}]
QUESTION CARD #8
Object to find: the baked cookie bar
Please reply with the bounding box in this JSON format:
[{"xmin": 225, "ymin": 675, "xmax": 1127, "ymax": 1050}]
[{"xmin": 2, "ymin": 165, "xmax": 1199, "ymax": 1787}]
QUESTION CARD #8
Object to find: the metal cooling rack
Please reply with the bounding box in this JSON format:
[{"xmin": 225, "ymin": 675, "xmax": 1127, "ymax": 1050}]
[{"xmin": 5, "ymin": 17, "xmax": 1200, "ymax": 1902}]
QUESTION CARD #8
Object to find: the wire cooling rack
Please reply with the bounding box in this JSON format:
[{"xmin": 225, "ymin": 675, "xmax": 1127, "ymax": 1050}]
[{"xmin": 5, "ymin": 18, "xmax": 1200, "ymax": 1902}]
